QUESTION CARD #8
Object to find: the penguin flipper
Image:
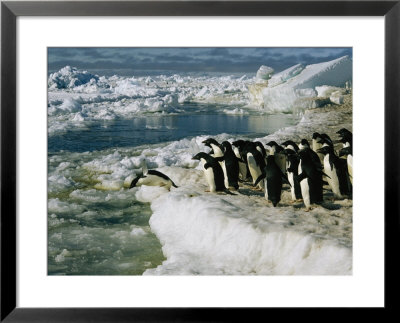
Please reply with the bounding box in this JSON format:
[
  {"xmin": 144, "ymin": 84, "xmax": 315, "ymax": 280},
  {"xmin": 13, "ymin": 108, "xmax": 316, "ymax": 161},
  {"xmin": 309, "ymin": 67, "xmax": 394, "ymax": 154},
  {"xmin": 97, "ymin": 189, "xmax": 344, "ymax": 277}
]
[
  {"xmin": 254, "ymin": 173, "xmax": 266, "ymax": 187},
  {"xmin": 296, "ymin": 172, "xmax": 307, "ymax": 182},
  {"xmin": 204, "ymin": 162, "xmax": 212, "ymax": 170},
  {"xmin": 322, "ymin": 171, "xmax": 331, "ymax": 179}
]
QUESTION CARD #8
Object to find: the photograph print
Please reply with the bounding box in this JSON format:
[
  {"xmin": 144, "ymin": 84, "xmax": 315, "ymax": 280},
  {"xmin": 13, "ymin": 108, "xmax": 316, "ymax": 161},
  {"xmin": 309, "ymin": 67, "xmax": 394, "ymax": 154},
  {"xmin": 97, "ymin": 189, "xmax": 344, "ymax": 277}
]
[{"xmin": 48, "ymin": 47, "xmax": 353, "ymax": 275}]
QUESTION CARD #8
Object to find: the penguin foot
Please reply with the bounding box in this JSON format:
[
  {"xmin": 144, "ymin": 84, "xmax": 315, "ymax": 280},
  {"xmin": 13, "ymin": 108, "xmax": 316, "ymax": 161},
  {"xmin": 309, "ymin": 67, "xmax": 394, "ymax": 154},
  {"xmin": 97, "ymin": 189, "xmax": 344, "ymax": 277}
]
[{"xmin": 305, "ymin": 207, "xmax": 313, "ymax": 212}]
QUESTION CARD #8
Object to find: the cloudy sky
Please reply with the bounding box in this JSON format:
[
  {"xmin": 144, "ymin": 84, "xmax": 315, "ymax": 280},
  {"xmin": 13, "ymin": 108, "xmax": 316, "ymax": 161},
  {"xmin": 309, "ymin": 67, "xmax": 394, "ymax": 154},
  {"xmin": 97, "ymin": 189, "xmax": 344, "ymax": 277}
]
[{"xmin": 48, "ymin": 47, "xmax": 352, "ymax": 75}]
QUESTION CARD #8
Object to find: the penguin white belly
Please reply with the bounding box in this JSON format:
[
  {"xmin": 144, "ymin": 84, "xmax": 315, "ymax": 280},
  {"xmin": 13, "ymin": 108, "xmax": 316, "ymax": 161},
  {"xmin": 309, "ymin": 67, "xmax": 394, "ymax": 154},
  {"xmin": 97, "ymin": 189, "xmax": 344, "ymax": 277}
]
[
  {"xmin": 221, "ymin": 161, "xmax": 229, "ymax": 189},
  {"xmin": 264, "ymin": 178, "xmax": 269, "ymax": 201},
  {"xmin": 210, "ymin": 144, "xmax": 223, "ymax": 157},
  {"xmin": 247, "ymin": 153, "xmax": 262, "ymax": 188},
  {"xmin": 203, "ymin": 165, "xmax": 216, "ymax": 192},
  {"xmin": 323, "ymin": 155, "xmax": 341, "ymax": 198},
  {"xmin": 347, "ymin": 155, "xmax": 353, "ymax": 184},
  {"xmin": 138, "ymin": 175, "xmax": 171, "ymax": 189},
  {"xmin": 288, "ymin": 172, "xmax": 296, "ymax": 200},
  {"xmin": 300, "ymin": 177, "xmax": 310, "ymax": 209}
]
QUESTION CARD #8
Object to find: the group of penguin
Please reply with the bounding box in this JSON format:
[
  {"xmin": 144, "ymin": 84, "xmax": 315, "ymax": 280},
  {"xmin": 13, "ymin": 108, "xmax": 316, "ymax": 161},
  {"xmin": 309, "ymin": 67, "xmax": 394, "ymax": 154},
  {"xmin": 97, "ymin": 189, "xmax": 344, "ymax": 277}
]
[{"xmin": 130, "ymin": 128, "xmax": 353, "ymax": 211}]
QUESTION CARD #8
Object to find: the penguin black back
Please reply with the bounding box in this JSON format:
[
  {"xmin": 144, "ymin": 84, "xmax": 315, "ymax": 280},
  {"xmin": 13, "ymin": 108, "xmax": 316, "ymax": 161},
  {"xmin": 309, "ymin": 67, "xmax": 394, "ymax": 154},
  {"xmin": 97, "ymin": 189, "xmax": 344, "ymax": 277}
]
[
  {"xmin": 264, "ymin": 155, "xmax": 288, "ymax": 207},
  {"xmin": 221, "ymin": 141, "xmax": 240, "ymax": 190}
]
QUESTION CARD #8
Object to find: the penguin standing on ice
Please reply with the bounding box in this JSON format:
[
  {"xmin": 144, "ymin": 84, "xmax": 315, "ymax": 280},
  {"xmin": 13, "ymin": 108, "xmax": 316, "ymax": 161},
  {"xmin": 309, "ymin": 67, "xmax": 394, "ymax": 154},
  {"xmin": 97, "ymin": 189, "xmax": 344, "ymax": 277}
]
[
  {"xmin": 192, "ymin": 152, "xmax": 234, "ymax": 194},
  {"xmin": 221, "ymin": 141, "xmax": 240, "ymax": 190},
  {"xmin": 318, "ymin": 145, "xmax": 351, "ymax": 199},
  {"xmin": 339, "ymin": 145, "xmax": 353, "ymax": 186},
  {"xmin": 265, "ymin": 141, "xmax": 287, "ymax": 176},
  {"xmin": 285, "ymin": 151, "xmax": 302, "ymax": 201},
  {"xmin": 254, "ymin": 155, "xmax": 289, "ymax": 207},
  {"xmin": 297, "ymin": 148, "xmax": 326, "ymax": 211},
  {"xmin": 242, "ymin": 143, "xmax": 266, "ymax": 189},
  {"xmin": 130, "ymin": 164, "xmax": 178, "ymax": 190},
  {"xmin": 202, "ymin": 138, "xmax": 229, "ymax": 188},
  {"xmin": 232, "ymin": 140, "xmax": 251, "ymax": 182}
]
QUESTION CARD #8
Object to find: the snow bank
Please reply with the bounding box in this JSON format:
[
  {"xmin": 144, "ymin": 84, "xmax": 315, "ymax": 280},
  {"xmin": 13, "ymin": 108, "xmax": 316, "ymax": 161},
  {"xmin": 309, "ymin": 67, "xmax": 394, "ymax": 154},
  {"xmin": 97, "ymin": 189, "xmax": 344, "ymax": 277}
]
[{"xmin": 142, "ymin": 171, "xmax": 352, "ymax": 275}]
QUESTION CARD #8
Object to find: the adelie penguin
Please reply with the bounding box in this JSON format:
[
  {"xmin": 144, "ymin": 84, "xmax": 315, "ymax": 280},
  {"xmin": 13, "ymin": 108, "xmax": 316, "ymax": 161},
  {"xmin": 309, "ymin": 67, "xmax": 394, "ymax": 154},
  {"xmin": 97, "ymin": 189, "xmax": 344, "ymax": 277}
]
[
  {"xmin": 318, "ymin": 145, "xmax": 351, "ymax": 199},
  {"xmin": 130, "ymin": 164, "xmax": 178, "ymax": 191},
  {"xmin": 220, "ymin": 141, "xmax": 240, "ymax": 190},
  {"xmin": 242, "ymin": 143, "xmax": 266, "ymax": 189},
  {"xmin": 192, "ymin": 152, "xmax": 235, "ymax": 194},
  {"xmin": 339, "ymin": 145, "xmax": 353, "ymax": 186},
  {"xmin": 285, "ymin": 152, "xmax": 302, "ymax": 202},
  {"xmin": 232, "ymin": 140, "xmax": 251, "ymax": 181},
  {"xmin": 202, "ymin": 138, "xmax": 228, "ymax": 187},
  {"xmin": 254, "ymin": 155, "xmax": 290, "ymax": 207},
  {"xmin": 265, "ymin": 141, "xmax": 287, "ymax": 176},
  {"xmin": 297, "ymin": 148, "xmax": 326, "ymax": 211}
]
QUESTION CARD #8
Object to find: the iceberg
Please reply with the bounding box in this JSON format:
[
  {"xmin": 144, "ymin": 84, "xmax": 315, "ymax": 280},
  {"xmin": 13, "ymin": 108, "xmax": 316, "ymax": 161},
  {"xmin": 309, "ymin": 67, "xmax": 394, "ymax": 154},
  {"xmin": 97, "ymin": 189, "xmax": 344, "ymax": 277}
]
[
  {"xmin": 251, "ymin": 56, "xmax": 352, "ymax": 112},
  {"xmin": 48, "ymin": 66, "xmax": 100, "ymax": 89}
]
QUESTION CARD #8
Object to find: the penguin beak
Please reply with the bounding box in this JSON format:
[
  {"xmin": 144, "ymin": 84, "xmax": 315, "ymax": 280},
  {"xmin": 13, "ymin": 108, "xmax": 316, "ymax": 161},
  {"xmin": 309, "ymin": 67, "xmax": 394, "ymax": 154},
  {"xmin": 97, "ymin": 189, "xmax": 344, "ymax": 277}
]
[{"xmin": 317, "ymin": 147, "xmax": 326, "ymax": 154}]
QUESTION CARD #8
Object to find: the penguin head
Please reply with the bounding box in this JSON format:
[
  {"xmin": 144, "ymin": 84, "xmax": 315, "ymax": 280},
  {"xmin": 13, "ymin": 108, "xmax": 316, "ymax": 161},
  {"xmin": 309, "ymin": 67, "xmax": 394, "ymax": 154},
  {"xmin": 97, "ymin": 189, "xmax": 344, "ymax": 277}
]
[
  {"xmin": 312, "ymin": 132, "xmax": 321, "ymax": 140},
  {"xmin": 202, "ymin": 138, "xmax": 220, "ymax": 149},
  {"xmin": 317, "ymin": 136, "xmax": 333, "ymax": 147},
  {"xmin": 336, "ymin": 128, "xmax": 352, "ymax": 137},
  {"xmin": 300, "ymin": 139, "xmax": 310, "ymax": 148},
  {"xmin": 192, "ymin": 152, "xmax": 210, "ymax": 162},
  {"xmin": 266, "ymin": 141, "xmax": 279, "ymax": 148},
  {"xmin": 317, "ymin": 146, "xmax": 332, "ymax": 155},
  {"xmin": 282, "ymin": 140, "xmax": 299, "ymax": 152},
  {"xmin": 221, "ymin": 141, "xmax": 233, "ymax": 153},
  {"xmin": 232, "ymin": 140, "xmax": 245, "ymax": 149}
]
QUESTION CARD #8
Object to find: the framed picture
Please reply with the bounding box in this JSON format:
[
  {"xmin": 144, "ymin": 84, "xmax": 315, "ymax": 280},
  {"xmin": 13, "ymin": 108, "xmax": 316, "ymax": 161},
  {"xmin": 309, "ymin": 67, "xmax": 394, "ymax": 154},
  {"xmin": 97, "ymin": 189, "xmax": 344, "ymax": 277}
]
[{"xmin": 1, "ymin": 0, "xmax": 398, "ymax": 321}]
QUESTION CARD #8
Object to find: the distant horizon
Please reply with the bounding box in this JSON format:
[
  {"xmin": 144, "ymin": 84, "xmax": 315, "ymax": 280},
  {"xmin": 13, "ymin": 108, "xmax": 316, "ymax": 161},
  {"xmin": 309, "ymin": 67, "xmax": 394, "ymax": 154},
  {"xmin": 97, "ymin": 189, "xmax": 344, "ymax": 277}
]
[{"xmin": 48, "ymin": 47, "xmax": 352, "ymax": 76}]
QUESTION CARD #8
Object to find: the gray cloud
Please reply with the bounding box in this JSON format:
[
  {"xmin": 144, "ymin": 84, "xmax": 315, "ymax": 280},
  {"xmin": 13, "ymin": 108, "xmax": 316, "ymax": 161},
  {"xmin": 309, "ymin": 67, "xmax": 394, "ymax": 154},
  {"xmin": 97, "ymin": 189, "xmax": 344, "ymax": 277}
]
[{"xmin": 48, "ymin": 47, "xmax": 352, "ymax": 75}]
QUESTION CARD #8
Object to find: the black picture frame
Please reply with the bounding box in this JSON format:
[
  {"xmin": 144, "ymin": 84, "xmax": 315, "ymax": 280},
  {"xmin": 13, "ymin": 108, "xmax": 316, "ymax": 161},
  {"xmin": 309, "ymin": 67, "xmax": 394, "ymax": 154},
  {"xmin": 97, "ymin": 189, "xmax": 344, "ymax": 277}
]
[{"xmin": 1, "ymin": 1, "xmax": 399, "ymax": 321}]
